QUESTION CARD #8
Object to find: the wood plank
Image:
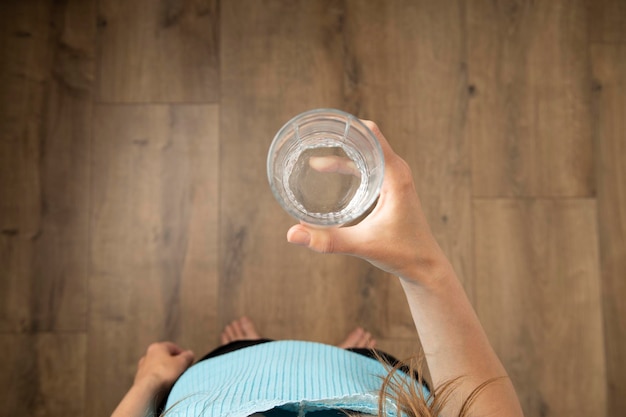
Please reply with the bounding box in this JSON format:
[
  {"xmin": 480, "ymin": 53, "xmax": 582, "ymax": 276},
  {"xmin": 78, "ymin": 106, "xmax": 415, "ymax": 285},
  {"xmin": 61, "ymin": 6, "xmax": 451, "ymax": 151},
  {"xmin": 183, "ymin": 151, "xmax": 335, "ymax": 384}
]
[
  {"xmin": 589, "ymin": 0, "xmax": 626, "ymax": 43},
  {"xmin": 474, "ymin": 199, "xmax": 606, "ymax": 416},
  {"xmin": 0, "ymin": 0, "xmax": 48, "ymax": 235},
  {"xmin": 87, "ymin": 105, "xmax": 219, "ymax": 416},
  {"xmin": 96, "ymin": 0, "xmax": 219, "ymax": 103},
  {"xmin": 219, "ymin": 0, "xmax": 391, "ymax": 351},
  {"xmin": 591, "ymin": 43, "xmax": 626, "ymax": 417},
  {"xmin": 468, "ymin": 0, "xmax": 594, "ymax": 197},
  {"xmin": 0, "ymin": 0, "xmax": 93, "ymax": 332},
  {"xmin": 342, "ymin": 0, "xmax": 474, "ymax": 338},
  {"xmin": 0, "ymin": 1, "xmax": 50, "ymax": 332},
  {"xmin": 33, "ymin": 0, "xmax": 94, "ymax": 331},
  {"xmin": 0, "ymin": 234, "xmax": 35, "ymax": 333},
  {"xmin": 0, "ymin": 333, "xmax": 86, "ymax": 417}
]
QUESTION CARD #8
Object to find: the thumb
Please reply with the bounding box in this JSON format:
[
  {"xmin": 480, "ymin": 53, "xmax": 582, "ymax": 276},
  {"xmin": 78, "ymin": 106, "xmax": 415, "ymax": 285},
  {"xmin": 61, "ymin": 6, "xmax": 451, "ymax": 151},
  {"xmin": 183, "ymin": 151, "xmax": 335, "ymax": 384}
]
[{"xmin": 287, "ymin": 224, "xmax": 351, "ymax": 254}]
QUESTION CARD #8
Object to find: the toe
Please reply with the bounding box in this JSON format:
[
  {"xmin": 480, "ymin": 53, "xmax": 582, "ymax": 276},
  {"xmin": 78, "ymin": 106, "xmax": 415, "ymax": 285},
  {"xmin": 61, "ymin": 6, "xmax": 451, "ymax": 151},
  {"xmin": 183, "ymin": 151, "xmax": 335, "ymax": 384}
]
[
  {"xmin": 228, "ymin": 320, "xmax": 244, "ymax": 339},
  {"xmin": 362, "ymin": 331, "xmax": 377, "ymax": 349},
  {"xmin": 355, "ymin": 331, "xmax": 368, "ymax": 348},
  {"xmin": 221, "ymin": 324, "xmax": 234, "ymax": 345},
  {"xmin": 240, "ymin": 316, "xmax": 261, "ymax": 339},
  {"xmin": 338, "ymin": 327, "xmax": 364, "ymax": 349},
  {"xmin": 220, "ymin": 317, "xmax": 263, "ymax": 346},
  {"xmin": 231, "ymin": 319, "xmax": 245, "ymax": 339},
  {"xmin": 226, "ymin": 323, "xmax": 237, "ymax": 340},
  {"xmin": 338, "ymin": 328, "xmax": 378, "ymax": 349}
]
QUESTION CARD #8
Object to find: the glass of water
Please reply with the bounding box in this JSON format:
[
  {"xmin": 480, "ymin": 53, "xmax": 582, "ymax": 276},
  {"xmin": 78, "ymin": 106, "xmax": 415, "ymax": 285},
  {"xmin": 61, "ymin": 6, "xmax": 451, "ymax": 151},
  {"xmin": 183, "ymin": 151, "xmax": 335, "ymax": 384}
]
[{"xmin": 267, "ymin": 108, "xmax": 385, "ymax": 226}]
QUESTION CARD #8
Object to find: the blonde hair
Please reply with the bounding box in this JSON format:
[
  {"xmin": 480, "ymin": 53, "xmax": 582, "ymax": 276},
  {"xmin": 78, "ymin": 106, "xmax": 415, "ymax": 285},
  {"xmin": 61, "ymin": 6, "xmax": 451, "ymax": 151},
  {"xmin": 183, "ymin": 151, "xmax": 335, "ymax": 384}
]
[{"xmin": 375, "ymin": 353, "xmax": 501, "ymax": 417}]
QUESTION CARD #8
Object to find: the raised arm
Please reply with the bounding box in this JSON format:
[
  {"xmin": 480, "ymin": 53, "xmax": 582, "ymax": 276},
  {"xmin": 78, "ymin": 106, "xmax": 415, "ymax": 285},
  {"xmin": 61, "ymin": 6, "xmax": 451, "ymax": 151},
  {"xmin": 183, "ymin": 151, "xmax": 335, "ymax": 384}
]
[{"xmin": 286, "ymin": 121, "xmax": 524, "ymax": 417}]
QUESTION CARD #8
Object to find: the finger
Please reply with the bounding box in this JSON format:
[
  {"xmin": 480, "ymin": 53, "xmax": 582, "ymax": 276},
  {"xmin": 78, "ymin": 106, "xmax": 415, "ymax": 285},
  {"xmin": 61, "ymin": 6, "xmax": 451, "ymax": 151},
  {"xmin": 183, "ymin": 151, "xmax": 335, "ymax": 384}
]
[
  {"xmin": 171, "ymin": 349, "xmax": 195, "ymax": 373},
  {"xmin": 160, "ymin": 341, "xmax": 184, "ymax": 355},
  {"xmin": 360, "ymin": 119, "xmax": 416, "ymax": 197},
  {"xmin": 178, "ymin": 349, "xmax": 195, "ymax": 366},
  {"xmin": 360, "ymin": 120, "xmax": 409, "ymax": 176},
  {"xmin": 287, "ymin": 224, "xmax": 339, "ymax": 253},
  {"xmin": 286, "ymin": 223, "xmax": 365, "ymax": 255},
  {"xmin": 360, "ymin": 120, "xmax": 395, "ymax": 162},
  {"xmin": 309, "ymin": 155, "xmax": 360, "ymax": 177}
]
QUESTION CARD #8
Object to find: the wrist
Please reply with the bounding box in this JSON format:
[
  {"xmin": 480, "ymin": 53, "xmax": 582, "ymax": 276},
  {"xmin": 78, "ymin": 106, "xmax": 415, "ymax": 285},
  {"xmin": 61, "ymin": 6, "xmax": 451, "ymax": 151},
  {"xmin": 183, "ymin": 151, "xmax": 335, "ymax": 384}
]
[
  {"xmin": 133, "ymin": 374, "xmax": 167, "ymax": 396},
  {"xmin": 112, "ymin": 378, "xmax": 164, "ymax": 417},
  {"xmin": 397, "ymin": 246, "xmax": 456, "ymax": 289}
]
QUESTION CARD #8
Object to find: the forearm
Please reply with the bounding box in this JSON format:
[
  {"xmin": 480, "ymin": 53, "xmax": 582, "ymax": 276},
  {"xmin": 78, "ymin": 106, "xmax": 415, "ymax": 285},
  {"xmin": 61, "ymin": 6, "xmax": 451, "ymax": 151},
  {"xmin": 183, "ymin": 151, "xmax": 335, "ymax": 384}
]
[
  {"xmin": 111, "ymin": 381, "xmax": 160, "ymax": 417},
  {"xmin": 399, "ymin": 253, "xmax": 524, "ymax": 417}
]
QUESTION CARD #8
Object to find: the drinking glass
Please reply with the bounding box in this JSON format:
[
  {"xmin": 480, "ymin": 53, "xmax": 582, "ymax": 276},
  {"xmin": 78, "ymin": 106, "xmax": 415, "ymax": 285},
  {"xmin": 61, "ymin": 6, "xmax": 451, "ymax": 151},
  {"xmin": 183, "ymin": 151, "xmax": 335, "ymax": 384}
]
[{"xmin": 267, "ymin": 109, "xmax": 384, "ymax": 226}]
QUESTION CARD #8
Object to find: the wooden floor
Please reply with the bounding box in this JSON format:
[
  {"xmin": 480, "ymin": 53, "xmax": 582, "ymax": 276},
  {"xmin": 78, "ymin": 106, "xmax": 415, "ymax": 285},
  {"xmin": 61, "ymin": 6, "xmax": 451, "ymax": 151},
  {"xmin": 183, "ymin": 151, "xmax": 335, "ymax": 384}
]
[{"xmin": 0, "ymin": 1, "xmax": 624, "ymax": 416}]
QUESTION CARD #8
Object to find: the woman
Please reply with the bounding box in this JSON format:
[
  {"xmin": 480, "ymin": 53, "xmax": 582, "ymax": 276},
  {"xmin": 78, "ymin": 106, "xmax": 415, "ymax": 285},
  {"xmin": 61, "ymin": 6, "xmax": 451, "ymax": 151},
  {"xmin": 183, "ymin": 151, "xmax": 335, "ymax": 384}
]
[{"xmin": 111, "ymin": 121, "xmax": 524, "ymax": 417}]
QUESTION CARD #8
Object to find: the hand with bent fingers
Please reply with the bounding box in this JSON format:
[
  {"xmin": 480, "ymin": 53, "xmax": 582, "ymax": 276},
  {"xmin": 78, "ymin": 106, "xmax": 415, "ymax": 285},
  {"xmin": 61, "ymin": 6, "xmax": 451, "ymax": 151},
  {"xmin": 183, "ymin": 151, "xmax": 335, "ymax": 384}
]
[
  {"xmin": 286, "ymin": 120, "xmax": 447, "ymax": 285},
  {"xmin": 134, "ymin": 342, "xmax": 195, "ymax": 393},
  {"xmin": 112, "ymin": 342, "xmax": 195, "ymax": 417}
]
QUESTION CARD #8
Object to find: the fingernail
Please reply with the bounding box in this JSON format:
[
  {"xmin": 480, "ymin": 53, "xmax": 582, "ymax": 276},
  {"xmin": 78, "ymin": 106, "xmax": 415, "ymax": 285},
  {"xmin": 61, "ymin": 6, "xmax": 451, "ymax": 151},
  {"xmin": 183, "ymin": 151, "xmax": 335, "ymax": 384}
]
[{"xmin": 289, "ymin": 229, "xmax": 310, "ymax": 246}]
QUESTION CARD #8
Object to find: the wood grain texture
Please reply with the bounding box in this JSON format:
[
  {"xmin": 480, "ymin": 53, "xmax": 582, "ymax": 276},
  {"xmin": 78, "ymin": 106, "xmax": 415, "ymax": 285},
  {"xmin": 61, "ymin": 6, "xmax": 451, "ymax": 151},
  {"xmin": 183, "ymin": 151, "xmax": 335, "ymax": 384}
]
[
  {"xmin": 591, "ymin": 43, "xmax": 626, "ymax": 417},
  {"xmin": 0, "ymin": 1, "xmax": 50, "ymax": 332},
  {"xmin": 589, "ymin": 0, "xmax": 626, "ymax": 43},
  {"xmin": 219, "ymin": 0, "xmax": 391, "ymax": 349},
  {"xmin": 96, "ymin": 0, "xmax": 219, "ymax": 103},
  {"xmin": 87, "ymin": 105, "xmax": 219, "ymax": 415},
  {"xmin": 343, "ymin": 0, "xmax": 474, "ymax": 304},
  {"xmin": 0, "ymin": 333, "xmax": 86, "ymax": 417},
  {"xmin": 474, "ymin": 199, "xmax": 606, "ymax": 417},
  {"xmin": 0, "ymin": 0, "xmax": 93, "ymax": 332},
  {"xmin": 33, "ymin": 0, "xmax": 94, "ymax": 331},
  {"xmin": 1, "ymin": 2, "xmax": 625, "ymax": 417},
  {"xmin": 0, "ymin": 0, "xmax": 48, "ymax": 235},
  {"xmin": 468, "ymin": 0, "xmax": 594, "ymax": 197}
]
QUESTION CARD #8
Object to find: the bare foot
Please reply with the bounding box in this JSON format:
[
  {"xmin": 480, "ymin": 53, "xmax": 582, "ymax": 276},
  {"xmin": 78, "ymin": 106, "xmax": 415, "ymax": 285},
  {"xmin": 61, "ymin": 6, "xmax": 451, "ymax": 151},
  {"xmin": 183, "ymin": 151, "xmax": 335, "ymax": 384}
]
[
  {"xmin": 337, "ymin": 327, "xmax": 377, "ymax": 349},
  {"xmin": 220, "ymin": 316, "xmax": 262, "ymax": 345}
]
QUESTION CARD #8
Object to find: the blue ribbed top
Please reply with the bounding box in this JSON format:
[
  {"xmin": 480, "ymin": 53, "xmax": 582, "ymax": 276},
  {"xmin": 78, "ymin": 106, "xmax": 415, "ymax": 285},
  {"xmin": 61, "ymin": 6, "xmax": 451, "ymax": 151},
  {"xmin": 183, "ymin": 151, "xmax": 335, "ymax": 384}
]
[{"xmin": 163, "ymin": 341, "xmax": 425, "ymax": 416}]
